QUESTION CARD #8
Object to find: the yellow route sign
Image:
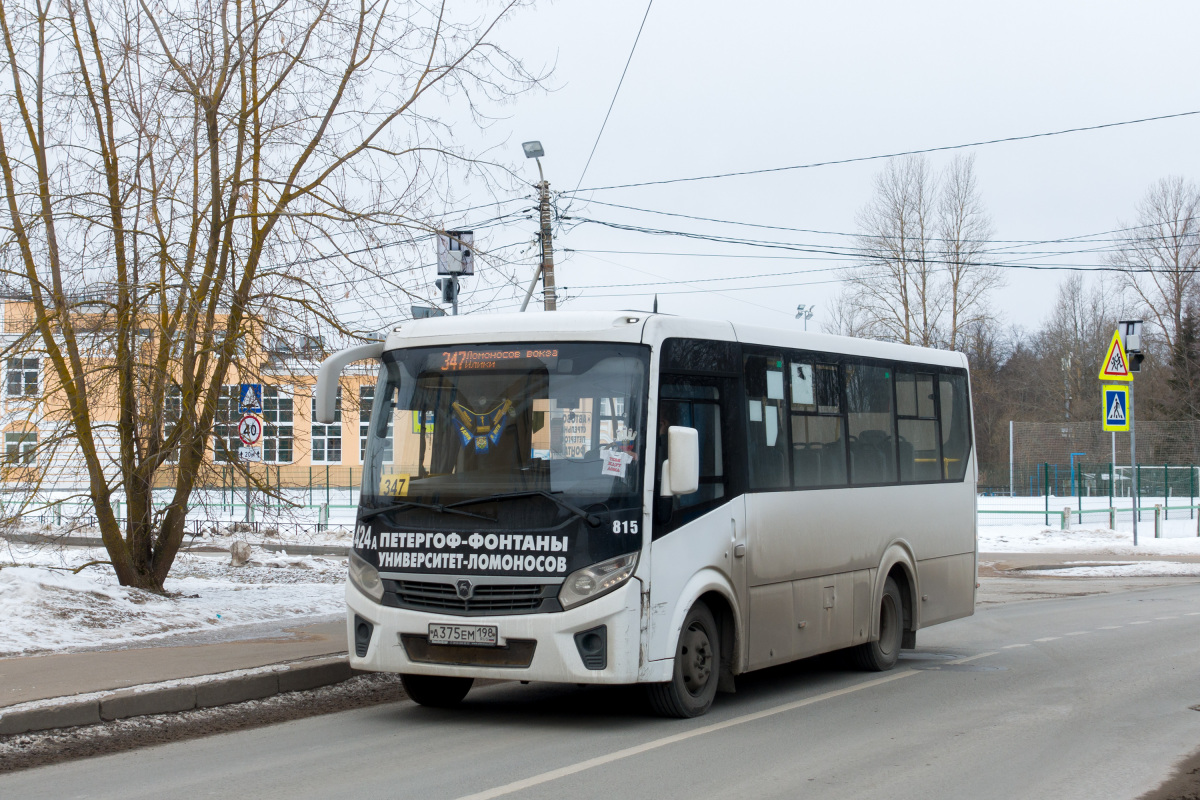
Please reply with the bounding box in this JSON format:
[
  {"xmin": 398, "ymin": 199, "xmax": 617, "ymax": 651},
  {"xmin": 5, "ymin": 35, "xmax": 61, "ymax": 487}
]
[{"xmin": 1098, "ymin": 330, "xmax": 1133, "ymax": 382}]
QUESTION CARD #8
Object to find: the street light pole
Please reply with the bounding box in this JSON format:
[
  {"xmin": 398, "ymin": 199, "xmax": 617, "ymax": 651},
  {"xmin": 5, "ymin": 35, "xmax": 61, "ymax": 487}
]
[{"xmin": 521, "ymin": 141, "xmax": 557, "ymax": 311}]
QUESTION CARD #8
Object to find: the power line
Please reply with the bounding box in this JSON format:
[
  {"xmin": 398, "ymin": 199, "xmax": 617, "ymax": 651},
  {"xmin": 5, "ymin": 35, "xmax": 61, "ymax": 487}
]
[
  {"xmin": 561, "ymin": 109, "xmax": 1200, "ymax": 193},
  {"xmin": 571, "ymin": 0, "xmax": 656, "ymax": 198},
  {"xmin": 572, "ymin": 197, "xmax": 1199, "ymax": 250}
]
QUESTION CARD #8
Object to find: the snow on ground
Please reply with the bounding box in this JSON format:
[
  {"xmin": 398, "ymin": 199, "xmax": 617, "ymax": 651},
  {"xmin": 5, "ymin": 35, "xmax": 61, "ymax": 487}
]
[
  {"xmin": 1046, "ymin": 561, "xmax": 1200, "ymax": 577},
  {"xmin": 979, "ymin": 523, "xmax": 1200, "ymax": 555},
  {"xmin": 0, "ymin": 542, "xmax": 345, "ymax": 657}
]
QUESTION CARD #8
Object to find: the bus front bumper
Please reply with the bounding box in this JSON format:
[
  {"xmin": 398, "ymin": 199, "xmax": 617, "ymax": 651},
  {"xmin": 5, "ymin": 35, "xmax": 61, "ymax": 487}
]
[{"xmin": 345, "ymin": 578, "xmax": 644, "ymax": 685}]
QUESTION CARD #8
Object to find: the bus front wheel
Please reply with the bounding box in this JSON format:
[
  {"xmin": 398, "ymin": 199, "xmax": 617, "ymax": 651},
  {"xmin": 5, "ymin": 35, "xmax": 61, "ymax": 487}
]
[
  {"xmin": 850, "ymin": 577, "xmax": 904, "ymax": 671},
  {"xmin": 646, "ymin": 601, "xmax": 720, "ymax": 718},
  {"xmin": 401, "ymin": 674, "xmax": 474, "ymax": 708}
]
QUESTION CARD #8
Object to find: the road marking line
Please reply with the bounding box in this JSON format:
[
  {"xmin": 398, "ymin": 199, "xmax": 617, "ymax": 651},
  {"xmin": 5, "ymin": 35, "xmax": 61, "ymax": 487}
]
[
  {"xmin": 1034, "ymin": 637, "xmax": 1060, "ymax": 642},
  {"xmin": 1098, "ymin": 625, "xmax": 1123, "ymax": 629},
  {"xmin": 1002, "ymin": 644, "xmax": 1029, "ymax": 649},
  {"xmin": 1186, "ymin": 612, "xmax": 1200, "ymax": 617},
  {"xmin": 1065, "ymin": 631, "xmax": 1088, "ymax": 636},
  {"xmin": 453, "ymin": 670, "xmax": 921, "ymax": 800},
  {"xmin": 947, "ymin": 651, "xmax": 997, "ymax": 664}
]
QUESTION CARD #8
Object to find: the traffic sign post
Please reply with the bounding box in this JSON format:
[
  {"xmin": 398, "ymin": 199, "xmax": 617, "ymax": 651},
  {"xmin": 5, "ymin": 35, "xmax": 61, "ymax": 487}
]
[{"xmin": 1102, "ymin": 322, "xmax": 1143, "ymax": 545}]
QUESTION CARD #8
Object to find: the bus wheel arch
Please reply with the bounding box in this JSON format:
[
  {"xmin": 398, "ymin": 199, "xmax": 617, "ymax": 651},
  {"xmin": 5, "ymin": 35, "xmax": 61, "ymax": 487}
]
[
  {"xmin": 875, "ymin": 543, "xmax": 918, "ymax": 647},
  {"xmin": 696, "ymin": 590, "xmax": 738, "ymax": 693}
]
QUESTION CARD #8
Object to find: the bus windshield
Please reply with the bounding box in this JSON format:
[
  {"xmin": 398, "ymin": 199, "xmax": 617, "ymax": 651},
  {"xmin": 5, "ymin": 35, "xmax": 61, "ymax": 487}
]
[{"xmin": 361, "ymin": 342, "xmax": 649, "ymax": 516}]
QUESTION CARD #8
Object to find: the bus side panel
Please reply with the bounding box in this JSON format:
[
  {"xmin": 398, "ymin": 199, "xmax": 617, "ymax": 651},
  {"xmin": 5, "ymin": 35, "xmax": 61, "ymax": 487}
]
[
  {"xmin": 646, "ymin": 498, "xmax": 746, "ymax": 665},
  {"xmin": 744, "ymin": 482, "xmax": 975, "ymax": 588},
  {"xmin": 916, "ymin": 553, "xmax": 975, "ymax": 627}
]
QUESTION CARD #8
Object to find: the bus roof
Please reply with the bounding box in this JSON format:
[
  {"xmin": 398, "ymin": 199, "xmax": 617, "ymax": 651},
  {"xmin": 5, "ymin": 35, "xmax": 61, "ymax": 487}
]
[{"xmin": 384, "ymin": 310, "xmax": 968, "ymax": 370}]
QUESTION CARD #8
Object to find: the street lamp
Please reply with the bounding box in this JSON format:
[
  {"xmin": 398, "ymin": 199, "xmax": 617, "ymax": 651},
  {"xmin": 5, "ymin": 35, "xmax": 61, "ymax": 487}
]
[
  {"xmin": 796, "ymin": 304, "xmax": 815, "ymax": 330},
  {"xmin": 520, "ymin": 140, "xmax": 557, "ymax": 312}
]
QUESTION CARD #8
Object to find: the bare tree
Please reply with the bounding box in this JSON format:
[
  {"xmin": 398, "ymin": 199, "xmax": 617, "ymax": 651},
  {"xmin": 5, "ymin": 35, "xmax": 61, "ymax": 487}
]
[
  {"xmin": 937, "ymin": 155, "xmax": 1001, "ymax": 351},
  {"xmin": 834, "ymin": 154, "xmax": 1000, "ymax": 350},
  {"xmin": 1039, "ymin": 274, "xmax": 1130, "ymax": 423},
  {"xmin": 0, "ymin": 0, "xmax": 541, "ymax": 591},
  {"xmin": 843, "ymin": 155, "xmax": 939, "ymax": 346},
  {"xmin": 1108, "ymin": 176, "xmax": 1200, "ymax": 353}
]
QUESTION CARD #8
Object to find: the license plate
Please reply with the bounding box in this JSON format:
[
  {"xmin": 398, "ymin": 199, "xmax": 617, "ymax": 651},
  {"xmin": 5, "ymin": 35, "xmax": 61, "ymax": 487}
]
[{"xmin": 428, "ymin": 623, "xmax": 499, "ymax": 647}]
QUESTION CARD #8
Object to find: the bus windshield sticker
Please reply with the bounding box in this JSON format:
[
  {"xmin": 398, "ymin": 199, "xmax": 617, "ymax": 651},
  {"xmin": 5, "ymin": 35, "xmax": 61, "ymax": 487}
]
[
  {"xmin": 765, "ymin": 411, "xmax": 779, "ymax": 447},
  {"xmin": 450, "ymin": 399, "xmax": 513, "ymax": 453},
  {"xmin": 748, "ymin": 399, "xmax": 763, "ymax": 421},
  {"xmin": 766, "ymin": 370, "xmax": 784, "ymax": 400},
  {"xmin": 601, "ymin": 448, "xmax": 632, "ymax": 478},
  {"xmin": 379, "ymin": 474, "xmax": 411, "ymax": 497}
]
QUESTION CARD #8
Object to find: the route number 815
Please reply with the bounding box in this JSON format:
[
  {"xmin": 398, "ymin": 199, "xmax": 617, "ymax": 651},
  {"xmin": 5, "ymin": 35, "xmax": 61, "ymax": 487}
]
[{"xmin": 612, "ymin": 520, "xmax": 639, "ymax": 534}]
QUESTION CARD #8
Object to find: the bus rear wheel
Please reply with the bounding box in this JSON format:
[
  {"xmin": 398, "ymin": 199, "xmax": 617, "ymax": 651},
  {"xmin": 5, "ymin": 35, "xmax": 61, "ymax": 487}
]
[
  {"xmin": 646, "ymin": 601, "xmax": 719, "ymax": 718},
  {"xmin": 401, "ymin": 674, "xmax": 474, "ymax": 708},
  {"xmin": 850, "ymin": 577, "xmax": 904, "ymax": 672}
]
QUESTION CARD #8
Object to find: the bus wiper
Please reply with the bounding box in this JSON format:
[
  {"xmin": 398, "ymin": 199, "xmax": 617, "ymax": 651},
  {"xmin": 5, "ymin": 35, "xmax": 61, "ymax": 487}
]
[
  {"xmin": 360, "ymin": 500, "xmax": 496, "ymax": 523},
  {"xmin": 448, "ymin": 490, "xmax": 602, "ymax": 528}
]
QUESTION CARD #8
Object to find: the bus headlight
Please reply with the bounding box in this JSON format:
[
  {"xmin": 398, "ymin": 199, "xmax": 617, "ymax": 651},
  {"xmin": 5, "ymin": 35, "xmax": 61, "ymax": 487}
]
[
  {"xmin": 348, "ymin": 550, "xmax": 384, "ymax": 602},
  {"xmin": 558, "ymin": 552, "xmax": 639, "ymax": 610}
]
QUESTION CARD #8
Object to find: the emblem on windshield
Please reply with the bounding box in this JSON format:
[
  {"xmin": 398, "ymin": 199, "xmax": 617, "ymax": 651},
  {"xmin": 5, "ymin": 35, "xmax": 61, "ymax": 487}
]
[{"xmin": 456, "ymin": 579, "xmax": 473, "ymax": 599}]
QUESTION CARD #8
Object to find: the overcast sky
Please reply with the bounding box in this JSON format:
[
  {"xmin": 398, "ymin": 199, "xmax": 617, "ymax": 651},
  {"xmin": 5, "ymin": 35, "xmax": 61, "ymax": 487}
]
[{"xmin": 422, "ymin": 0, "xmax": 1200, "ymax": 336}]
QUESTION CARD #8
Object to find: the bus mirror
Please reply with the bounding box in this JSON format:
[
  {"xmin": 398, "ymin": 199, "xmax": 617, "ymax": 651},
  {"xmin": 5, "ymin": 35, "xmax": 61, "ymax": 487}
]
[
  {"xmin": 661, "ymin": 426, "xmax": 700, "ymax": 496},
  {"xmin": 316, "ymin": 342, "xmax": 384, "ymax": 423}
]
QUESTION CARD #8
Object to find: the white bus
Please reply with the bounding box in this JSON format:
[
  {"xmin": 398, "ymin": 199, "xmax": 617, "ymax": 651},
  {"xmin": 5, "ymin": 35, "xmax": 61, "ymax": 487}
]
[{"xmin": 316, "ymin": 311, "xmax": 976, "ymax": 717}]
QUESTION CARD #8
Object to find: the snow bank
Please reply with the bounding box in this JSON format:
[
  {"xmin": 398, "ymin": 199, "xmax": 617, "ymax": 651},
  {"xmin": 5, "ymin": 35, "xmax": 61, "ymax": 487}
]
[
  {"xmin": 0, "ymin": 545, "xmax": 345, "ymax": 657},
  {"xmin": 979, "ymin": 524, "xmax": 1200, "ymax": 555}
]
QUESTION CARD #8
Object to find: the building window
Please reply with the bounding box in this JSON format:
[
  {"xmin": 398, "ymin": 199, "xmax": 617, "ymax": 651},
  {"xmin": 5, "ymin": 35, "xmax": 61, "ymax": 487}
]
[
  {"xmin": 164, "ymin": 385, "xmax": 182, "ymax": 463},
  {"xmin": 6, "ymin": 358, "xmax": 39, "ymax": 397},
  {"xmin": 263, "ymin": 386, "xmax": 293, "ymax": 463},
  {"xmin": 5, "ymin": 431, "xmax": 36, "ymax": 465},
  {"xmin": 312, "ymin": 389, "xmax": 341, "ymax": 464},
  {"xmin": 360, "ymin": 385, "xmax": 392, "ymax": 462},
  {"xmin": 213, "ymin": 385, "xmax": 240, "ymax": 463}
]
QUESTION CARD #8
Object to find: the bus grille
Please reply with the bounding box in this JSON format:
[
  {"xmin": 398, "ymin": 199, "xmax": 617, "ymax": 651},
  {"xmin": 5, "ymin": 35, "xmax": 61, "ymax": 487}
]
[{"xmin": 382, "ymin": 579, "xmax": 561, "ymax": 615}]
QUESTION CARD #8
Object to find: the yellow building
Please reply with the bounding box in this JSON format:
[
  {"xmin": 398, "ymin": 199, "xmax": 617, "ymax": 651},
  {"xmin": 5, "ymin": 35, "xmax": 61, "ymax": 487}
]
[{"xmin": 0, "ymin": 297, "xmax": 380, "ymax": 491}]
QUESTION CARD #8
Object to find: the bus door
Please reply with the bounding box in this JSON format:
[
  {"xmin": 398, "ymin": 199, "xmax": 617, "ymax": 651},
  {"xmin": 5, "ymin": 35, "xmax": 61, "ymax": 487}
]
[{"xmin": 651, "ymin": 375, "xmax": 747, "ymax": 663}]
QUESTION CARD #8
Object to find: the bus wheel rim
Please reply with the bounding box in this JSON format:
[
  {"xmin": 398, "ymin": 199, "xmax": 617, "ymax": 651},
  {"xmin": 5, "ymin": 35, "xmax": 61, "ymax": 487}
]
[
  {"xmin": 879, "ymin": 595, "xmax": 898, "ymax": 656},
  {"xmin": 680, "ymin": 623, "xmax": 713, "ymax": 696}
]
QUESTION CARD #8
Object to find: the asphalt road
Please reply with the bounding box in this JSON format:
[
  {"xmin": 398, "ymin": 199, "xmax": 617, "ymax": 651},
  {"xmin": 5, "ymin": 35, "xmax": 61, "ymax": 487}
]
[{"xmin": 4, "ymin": 581, "xmax": 1200, "ymax": 800}]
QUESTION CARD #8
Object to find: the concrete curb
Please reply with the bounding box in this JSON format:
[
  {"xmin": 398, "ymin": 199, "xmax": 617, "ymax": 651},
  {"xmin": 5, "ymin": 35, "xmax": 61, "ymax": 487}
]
[{"xmin": 0, "ymin": 655, "xmax": 355, "ymax": 736}]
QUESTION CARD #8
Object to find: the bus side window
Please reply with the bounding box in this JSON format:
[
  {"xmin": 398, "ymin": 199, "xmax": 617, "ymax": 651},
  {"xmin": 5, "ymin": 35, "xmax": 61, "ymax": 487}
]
[
  {"xmin": 896, "ymin": 370, "xmax": 941, "ymax": 483},
  {"xmin": 743, "ymin": 354, "xmax": 790, "ymax": 489},
  {"xmin": 939, "ymin": 372, "xmax": 971, "ymax": 481},
  {"xmin": 656, "ymin": 383, "xmax": 726, "ymax": 523},
  {"xmin": 845, "ymin": 361, "xmax": 897, "ymax": 485},
  {"xmin": 790, "ymin": 361, "xmax": 847, "ymax": 488}
]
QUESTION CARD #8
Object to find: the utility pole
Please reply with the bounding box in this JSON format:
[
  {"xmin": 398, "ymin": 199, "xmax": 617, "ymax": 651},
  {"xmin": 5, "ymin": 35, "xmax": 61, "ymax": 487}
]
[
  {"xmin": 537, "ymin": 176, "xmax": 557, "ymax": 310},
  {"xmin": 521, "ymin": 141, "xmax": 557, "ymax": 311}
]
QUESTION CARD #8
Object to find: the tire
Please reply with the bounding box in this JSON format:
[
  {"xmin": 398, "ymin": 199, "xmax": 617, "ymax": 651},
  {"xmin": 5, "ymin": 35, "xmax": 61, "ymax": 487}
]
[
  {"xmin": 646, "ymin": 602, "xmax": 720, "ymax": 718},
  {"xmin": 849, "ymin": 576, "xmax": 904, "ymax": 672},
  {"xmin": 400, "ymin": 674, "xmax": 474, "ymax": 708}
]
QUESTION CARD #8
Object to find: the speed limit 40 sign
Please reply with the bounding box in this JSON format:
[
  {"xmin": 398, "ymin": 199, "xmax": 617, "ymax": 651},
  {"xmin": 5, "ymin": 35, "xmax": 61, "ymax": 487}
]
[{"xmin": 238, "ymin": 414, "xmax": 263, "ymax": 446}]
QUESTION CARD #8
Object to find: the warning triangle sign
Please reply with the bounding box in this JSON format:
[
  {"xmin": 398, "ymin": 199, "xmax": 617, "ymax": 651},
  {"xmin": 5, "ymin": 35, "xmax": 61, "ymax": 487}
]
[{"xmin": 1098, "ymin": 330, "xmax": 1133, "ymax": 382}]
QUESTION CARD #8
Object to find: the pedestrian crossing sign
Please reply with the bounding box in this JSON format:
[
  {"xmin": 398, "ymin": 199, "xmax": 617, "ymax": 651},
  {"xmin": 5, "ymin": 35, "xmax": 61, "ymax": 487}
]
[
  {"xmin": 1102, "ymin": 385, "xmax": 1130, "ymax": 431},
  {"xmin": 1098, "ymin": 330, "xmax": 1133, "ymax": 382},
  {"xmin": 239, "ymin": 383, "xmax": 262, "ymax": 413}
]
